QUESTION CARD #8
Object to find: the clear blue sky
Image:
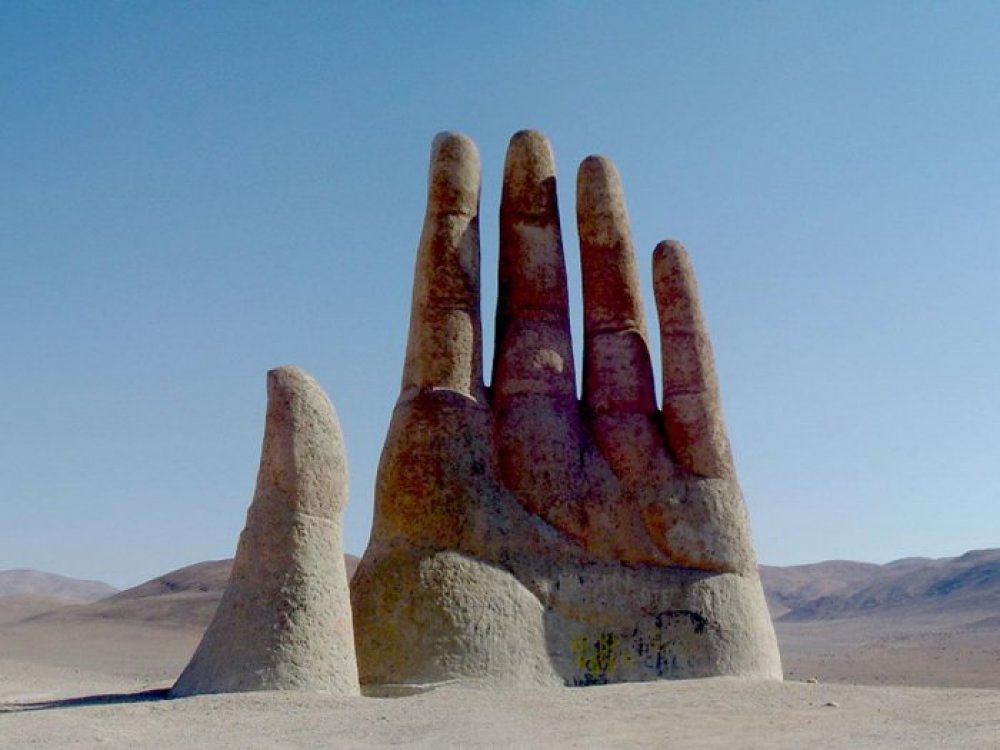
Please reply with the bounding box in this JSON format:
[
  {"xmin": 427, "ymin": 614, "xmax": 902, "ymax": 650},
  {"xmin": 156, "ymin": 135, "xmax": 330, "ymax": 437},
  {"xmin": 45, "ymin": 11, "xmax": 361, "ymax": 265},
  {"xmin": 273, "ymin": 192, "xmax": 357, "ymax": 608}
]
[{"xmin": 3, "ymin": 2, "xmax": 999, "ymax": 588}]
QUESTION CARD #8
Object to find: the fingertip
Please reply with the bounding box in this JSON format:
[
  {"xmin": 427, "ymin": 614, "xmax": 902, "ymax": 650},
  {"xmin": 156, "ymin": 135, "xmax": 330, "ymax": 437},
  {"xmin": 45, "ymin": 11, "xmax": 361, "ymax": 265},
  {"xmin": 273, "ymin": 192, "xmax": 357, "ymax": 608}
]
[
  {"xmin": 578, "ymin": 154, "xmax": 618, "ymax": 184},
  {"xmin": 653, "ymin": 238, "xmax": 688, "ymax": 265},
  {"xmin": 653, "ymin": 239, "xmax": 699, "ymax": 329},
  {"xmin": 266, "ymin": 365, "xmax": 335, "ymax": 414},
  {"xmin": 428, "ymin": 131, "xmax": 481, "ymax": 216},
  {"xmin": 502, "ymin": 130, "xmax": 557, "ymax": 218},
  {"xmin": 577, "ymin": 154, "xmax": 641, "ymax": 334},
  {"xmin": 430, "ymin": 130, "xmax": 477, "ymax": 157},
  {"xmin": 576, "ymin": 155, "xmax": 630, "ymax": 250},
  {"xmin": 266, "ymin": 365, "xmax": 309, "ymax": 401},
  {"xmin": 508, "ymin": 128, "xmax": 552, "ymax": 156}
]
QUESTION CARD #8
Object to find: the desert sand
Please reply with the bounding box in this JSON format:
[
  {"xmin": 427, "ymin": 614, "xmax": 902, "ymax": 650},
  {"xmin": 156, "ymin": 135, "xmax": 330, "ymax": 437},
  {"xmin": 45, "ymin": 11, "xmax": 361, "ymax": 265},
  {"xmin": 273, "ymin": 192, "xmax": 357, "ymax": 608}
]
[
  {"xmin": 4, "ymin": 675, "xmax": 1000, "ymax": 749},
  {"xmin": 3, "ymin": 559, "xmax": 1000, "ymax": 748}
]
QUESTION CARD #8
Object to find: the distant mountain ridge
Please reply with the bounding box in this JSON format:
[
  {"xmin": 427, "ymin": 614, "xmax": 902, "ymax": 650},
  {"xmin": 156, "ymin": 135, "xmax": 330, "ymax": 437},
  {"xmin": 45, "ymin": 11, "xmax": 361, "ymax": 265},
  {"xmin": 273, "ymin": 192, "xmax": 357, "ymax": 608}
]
[
  {"xmin": 0, "ymin": 569, "xmax": 118, "ymax": 602},
  {"xmin": 6, "ymin": 551, "xmax": 997, "ymax": 627},
  {"xmin": 760, "ymin": 548, "xmax": 1000, "ymax": 621}
]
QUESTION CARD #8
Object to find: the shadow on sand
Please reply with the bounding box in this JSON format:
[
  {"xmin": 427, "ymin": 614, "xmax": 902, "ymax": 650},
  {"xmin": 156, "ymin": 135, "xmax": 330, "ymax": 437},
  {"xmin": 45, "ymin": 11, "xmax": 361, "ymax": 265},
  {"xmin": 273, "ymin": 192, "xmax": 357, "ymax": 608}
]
[{"xmin": 1, "ymin": 688, "xmax": 171, "ymax": 712}]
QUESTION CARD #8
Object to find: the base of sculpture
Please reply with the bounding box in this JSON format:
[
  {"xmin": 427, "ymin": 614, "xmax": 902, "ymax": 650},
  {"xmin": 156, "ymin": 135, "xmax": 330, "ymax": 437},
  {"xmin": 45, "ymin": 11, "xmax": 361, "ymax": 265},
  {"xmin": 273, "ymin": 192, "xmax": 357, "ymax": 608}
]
[
  {"xmin": 172, "ymin": 512, "xmax": 358, "ymax": 696},
  {"xmin": 352, "ymin": 545, "xmax": 782, "ymax": 689}
]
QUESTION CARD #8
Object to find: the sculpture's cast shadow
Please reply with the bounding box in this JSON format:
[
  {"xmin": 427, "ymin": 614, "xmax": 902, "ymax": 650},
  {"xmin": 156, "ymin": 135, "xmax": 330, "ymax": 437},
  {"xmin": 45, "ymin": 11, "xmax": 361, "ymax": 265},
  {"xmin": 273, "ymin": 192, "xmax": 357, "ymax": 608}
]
[{"xmin": 0, "ymin": 688, "xmax": 170, "ymax": 713}]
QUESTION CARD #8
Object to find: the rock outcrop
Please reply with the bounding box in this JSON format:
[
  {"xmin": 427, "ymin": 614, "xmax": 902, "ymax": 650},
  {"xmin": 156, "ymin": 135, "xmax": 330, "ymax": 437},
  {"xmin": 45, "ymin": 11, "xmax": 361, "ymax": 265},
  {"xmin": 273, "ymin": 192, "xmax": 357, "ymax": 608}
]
[{"xmin": 172, "ymin": 366, "xmax": 359, "ymax": 696}]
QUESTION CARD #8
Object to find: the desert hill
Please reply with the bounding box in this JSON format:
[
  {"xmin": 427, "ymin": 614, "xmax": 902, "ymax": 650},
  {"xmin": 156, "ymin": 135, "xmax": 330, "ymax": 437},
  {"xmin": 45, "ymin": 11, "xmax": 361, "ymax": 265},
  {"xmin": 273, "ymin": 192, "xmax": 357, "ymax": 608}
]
[
  {"xmin": 760, "ymin": 548, "xmax": 1000, "ymax": 622},
  {"xmin": 108, "ymin": 559, "xmax": 234, "ymax": 601},
  {"xmin": 0, "ymin": 569, "xmax": 118, "ymax": 602},
  {"xmin": 14, "ymin": 556, "xmax": 359, "ymax": 629},
  {"xmin": 758, "ymin": 560, "xmax": 883, "ymax": 618},
  {"xmin": 109, "ymin": 555, "xmax": 362, "ymax": 601}
]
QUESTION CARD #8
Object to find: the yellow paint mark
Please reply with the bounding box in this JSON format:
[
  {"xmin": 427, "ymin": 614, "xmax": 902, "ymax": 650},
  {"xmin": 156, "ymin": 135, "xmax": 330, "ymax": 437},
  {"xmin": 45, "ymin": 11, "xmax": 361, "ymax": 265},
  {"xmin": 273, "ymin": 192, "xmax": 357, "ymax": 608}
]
[{"xmin": 571, "ymin": 632, "xmax": 623, "ymax": 683}]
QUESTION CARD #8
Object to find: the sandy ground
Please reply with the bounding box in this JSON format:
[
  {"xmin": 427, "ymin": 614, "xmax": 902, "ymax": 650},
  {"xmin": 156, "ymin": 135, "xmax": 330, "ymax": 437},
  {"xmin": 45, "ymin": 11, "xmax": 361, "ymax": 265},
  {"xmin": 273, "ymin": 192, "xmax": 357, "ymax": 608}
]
[
  {"xmin": 777, "ymin": 613, "xmax": 1000, "ymax": 690},
  {"xmin": 3, "ymin": 670, "xmax": 999, "ymax": 749},
  {"xmin": 2, "ymin": 597, "xmax": 1000, "ymax": 748}
]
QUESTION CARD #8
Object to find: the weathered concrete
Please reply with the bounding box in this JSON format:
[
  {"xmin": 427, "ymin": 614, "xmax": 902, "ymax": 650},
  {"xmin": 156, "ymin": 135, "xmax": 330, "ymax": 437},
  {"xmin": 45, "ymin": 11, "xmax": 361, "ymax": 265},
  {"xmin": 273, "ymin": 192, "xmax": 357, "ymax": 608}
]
[
  {"xmin": 172, "ymin": 366, "xmax": 359, "ymax": 697},
  {"xmin": 352, "ymin": 130, "xmax": 781, "ymax": 690}
]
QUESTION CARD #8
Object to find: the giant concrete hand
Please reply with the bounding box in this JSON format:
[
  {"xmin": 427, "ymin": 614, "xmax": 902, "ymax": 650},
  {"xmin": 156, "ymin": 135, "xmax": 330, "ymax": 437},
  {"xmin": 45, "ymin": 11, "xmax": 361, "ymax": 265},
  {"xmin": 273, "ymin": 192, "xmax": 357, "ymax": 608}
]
[{"xmin": 352, "ymin": 131, "xmax": 781, "ymax": 688}]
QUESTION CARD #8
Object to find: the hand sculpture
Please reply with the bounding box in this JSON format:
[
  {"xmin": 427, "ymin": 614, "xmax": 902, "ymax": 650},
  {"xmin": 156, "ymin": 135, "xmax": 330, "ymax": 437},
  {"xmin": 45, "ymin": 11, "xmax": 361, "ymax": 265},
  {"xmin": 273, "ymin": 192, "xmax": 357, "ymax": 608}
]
[{"xmin": 352, "ymin": 131, "xmax": 781, "ymax": 689}]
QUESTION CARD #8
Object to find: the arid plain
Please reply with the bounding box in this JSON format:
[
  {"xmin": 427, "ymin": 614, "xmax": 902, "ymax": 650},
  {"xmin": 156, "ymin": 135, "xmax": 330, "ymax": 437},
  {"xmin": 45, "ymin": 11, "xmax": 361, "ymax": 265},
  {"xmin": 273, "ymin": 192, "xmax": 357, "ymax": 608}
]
[{"xmin": 2, "ymin": 552, "xmax": 998, "ymax": 748}]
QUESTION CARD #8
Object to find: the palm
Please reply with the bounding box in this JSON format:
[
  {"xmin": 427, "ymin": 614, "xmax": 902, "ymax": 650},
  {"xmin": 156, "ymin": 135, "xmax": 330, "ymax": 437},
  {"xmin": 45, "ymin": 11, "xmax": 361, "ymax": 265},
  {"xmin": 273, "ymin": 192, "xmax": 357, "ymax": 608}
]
[{"xmin": 353, "ymin": 131, "xmax": 780, "ymax": 689}]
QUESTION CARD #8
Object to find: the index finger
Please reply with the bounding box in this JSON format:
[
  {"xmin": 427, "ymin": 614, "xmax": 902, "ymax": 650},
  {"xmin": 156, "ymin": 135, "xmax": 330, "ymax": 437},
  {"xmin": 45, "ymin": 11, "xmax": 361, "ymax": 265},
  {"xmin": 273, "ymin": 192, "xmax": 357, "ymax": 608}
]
[{"xmin": 399, "ymin": 132, "xmax": 486, "ymax": 402}]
